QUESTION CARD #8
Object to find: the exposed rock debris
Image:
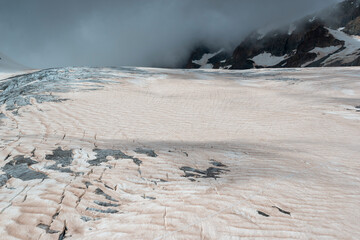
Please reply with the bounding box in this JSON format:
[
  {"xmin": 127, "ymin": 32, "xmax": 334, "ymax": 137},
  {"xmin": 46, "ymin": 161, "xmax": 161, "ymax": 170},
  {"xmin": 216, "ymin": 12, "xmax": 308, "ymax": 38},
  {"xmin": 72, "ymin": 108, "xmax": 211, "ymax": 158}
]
[
  {"xmin": 86, "ymin": 207, "xmax": 119, "ymax": 214},
  {"xmin": 272, "ymin": 206, "xmax": 291, "ymax": 215},
  {"xmin": 94, "ymin": 188, "xmax": 119, "ymax": 202},
  {"xmin": 94, "ymin": 200, "xmax": 120, "ymax": 207},
  {"xmin": 134, "ymin": 148, "xmax": 158, "ymax": 157},
  {"xmin": 257, "ymin": 211, "xmax": 270, "ymax": 217},
  {"xmin": 209, "ymin": 159, "xmax": 227, "ymax": 167},
  {"xmin": 89, "ymin": 148, "xmax": 142, "ymax": 166},
  {"xmin": 2, "ymin": 155, "xmax": 47, "ymax": 182},
  {"xmin": 45, "ymin": 147, "xmax": 74, "ymax": 173},
  {"xmin": 180, "ymin": 162, "xmax": 229, "ymax": 180}
]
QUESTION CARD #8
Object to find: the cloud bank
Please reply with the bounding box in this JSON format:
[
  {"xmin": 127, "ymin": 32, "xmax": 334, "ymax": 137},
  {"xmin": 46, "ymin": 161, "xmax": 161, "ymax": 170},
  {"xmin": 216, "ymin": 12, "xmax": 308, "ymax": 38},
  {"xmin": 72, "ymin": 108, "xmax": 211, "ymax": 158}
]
[{"xmin": 0, "ymin": 0, "xmax": 341, "ymax": 68}]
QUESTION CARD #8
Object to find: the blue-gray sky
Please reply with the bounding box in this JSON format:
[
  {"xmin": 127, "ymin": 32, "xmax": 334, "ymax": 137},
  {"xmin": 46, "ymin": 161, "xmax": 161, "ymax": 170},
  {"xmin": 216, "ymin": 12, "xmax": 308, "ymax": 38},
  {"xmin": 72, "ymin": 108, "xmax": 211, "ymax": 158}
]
[{"xmin": 0, "ymin": 0, "xmax": 341, "ymax": 68}]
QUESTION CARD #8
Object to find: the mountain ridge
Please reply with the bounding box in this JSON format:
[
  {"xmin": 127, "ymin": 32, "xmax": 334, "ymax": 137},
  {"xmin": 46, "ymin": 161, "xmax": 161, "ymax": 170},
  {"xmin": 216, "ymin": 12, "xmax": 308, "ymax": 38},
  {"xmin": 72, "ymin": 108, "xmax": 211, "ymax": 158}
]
[{"xmin": 186, "ymin": 0, "xmax": 360, "ymax": 70}]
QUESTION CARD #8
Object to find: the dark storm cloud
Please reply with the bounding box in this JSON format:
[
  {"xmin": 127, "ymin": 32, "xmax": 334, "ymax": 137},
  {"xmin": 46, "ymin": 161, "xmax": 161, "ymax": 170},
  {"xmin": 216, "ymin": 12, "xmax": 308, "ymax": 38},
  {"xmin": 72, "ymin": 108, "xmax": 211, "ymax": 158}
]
[{"xmin": 0, "ymin": 0, "xmax": 341, "ymax": 68}]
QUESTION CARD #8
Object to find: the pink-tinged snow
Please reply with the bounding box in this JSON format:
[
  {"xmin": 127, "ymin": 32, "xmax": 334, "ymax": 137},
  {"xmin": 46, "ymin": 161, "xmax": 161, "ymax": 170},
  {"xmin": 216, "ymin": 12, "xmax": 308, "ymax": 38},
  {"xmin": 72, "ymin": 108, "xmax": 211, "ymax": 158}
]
[{"xmin": 0, "ymin": 67, "xmax": 360, "ymax": 239}]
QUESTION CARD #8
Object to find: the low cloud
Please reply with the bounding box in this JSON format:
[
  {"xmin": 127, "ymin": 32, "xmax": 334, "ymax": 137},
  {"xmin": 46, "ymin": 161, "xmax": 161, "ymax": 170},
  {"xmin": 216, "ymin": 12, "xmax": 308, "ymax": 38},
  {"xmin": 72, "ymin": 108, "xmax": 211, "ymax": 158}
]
[{"xmin": 0, "ymin": 0, "xmax": 341, "ymax": 68}]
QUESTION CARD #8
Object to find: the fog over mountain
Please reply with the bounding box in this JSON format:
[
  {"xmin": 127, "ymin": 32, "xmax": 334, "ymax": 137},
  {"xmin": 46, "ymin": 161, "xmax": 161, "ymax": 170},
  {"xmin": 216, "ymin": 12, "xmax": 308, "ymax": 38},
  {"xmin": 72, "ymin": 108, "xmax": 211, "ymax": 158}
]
[{"xmin": 0, "ymin": 0, "xmax": 341, "ymax": 68}]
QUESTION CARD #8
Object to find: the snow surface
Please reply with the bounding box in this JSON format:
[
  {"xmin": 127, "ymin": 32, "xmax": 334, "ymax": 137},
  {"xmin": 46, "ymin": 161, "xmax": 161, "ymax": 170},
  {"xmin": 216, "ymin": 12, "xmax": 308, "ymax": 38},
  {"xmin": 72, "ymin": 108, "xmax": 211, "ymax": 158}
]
[
  {"xmin": 0, "ymin": 67, "xmax": 359, "ymax": 239},
  {"xmin": 250, "ymin": 52, "xmax": 286, "ymax": 67}
]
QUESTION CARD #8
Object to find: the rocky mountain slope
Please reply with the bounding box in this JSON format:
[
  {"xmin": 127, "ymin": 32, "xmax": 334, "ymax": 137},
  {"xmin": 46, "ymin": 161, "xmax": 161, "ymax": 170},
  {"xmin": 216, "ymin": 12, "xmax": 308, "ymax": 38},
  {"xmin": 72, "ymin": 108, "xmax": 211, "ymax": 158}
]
[{"xmin": 186, "ymin": 0, "xmax": 360, "ymax": 69}]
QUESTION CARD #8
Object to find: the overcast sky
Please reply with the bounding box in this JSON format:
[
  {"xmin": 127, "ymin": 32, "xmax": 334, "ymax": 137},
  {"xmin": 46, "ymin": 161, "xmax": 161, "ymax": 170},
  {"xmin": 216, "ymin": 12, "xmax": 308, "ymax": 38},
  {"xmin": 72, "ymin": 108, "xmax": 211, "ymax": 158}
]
[{"xmin": 0, "ymin": 0, "xmax": 341, "ymax": 68}]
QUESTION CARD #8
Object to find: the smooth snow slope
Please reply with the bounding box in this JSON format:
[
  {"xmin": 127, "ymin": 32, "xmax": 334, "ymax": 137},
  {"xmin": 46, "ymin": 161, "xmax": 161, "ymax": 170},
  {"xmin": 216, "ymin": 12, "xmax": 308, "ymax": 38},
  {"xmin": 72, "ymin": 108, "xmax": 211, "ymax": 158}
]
[{"xmin": 0, "ymin": 67, "xmax": 359, "ymax": 239}]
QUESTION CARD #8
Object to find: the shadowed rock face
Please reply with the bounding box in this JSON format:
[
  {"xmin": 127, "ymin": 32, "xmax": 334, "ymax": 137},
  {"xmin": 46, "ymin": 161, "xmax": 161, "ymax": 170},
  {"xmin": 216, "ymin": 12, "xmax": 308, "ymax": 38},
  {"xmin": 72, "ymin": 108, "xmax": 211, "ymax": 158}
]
[
  {"xmin": 231, "ymin": 22, "xmax": 344, "ymax": 69},
  {"xmin": 324, "ymin": 0, "xmax": 360, "ymax": 29},
  {"xmin": 185, "ymin": 0, "xmax": 360, "ymax": 70},
  {"xmin": 185, "ymin": 46, "xmax": 211, "ymax": 69},
  {"xmin": 184, "ymin": 46, "xmax": 231, "ymax": 69},
  {"xmin": 344, "ymin": 16, "xmax": 360, "ymax": 35}
]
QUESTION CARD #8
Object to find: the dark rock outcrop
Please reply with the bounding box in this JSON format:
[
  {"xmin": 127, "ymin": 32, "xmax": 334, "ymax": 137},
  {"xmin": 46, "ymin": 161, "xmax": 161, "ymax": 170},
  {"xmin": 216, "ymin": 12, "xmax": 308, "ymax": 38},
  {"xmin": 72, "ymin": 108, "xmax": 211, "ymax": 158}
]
[
  {"xmin": 344, "ymin": 16, "xmax": 360, "ymax": 35},
  {"xmin": 185, "ymin": 46, "xmax": 211, "ymax": 69}
]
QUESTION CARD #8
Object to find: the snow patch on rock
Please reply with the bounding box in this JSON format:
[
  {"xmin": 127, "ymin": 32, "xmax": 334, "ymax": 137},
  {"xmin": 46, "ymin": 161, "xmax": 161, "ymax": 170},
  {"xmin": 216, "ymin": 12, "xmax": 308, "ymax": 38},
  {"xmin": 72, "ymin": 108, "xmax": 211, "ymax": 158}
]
[
  {"xmin": 324, "ymin": 28, "xmax": 360, "ymax": 65},
  {"xmin": 309, "ymin": 16, "xmax": 317, "ymax": 23},
  {"xmin": 192, "ymin": 49, "xmax": 223, "ymax": 69},
  {"xmin": 302, "ymin": 46, "xmax": 342, "ymax": 67},
  {"xmin": 288, "ymin": 23, "xmax": 297, "ymax": 35},
  {"xmin": 250, "ymin": 52, "xmax": 287, "ymax": 67}
]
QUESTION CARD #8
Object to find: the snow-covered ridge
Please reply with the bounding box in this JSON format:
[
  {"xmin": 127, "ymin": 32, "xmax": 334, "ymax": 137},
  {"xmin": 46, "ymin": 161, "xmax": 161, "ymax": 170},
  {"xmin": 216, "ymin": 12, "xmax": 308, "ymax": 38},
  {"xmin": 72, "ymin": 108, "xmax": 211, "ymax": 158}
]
[
  {"xmin": 248, "ymin": 28, "xmax": 360, "ymax": 68},
  {"xmin": 301, "ymin": 46, "xmax": 342, "ymax": 67},
  {"xmin": 188, "ymin": 27, "xmax": 360, "ymax": 69},
  {"xmin": 323, "ymin": 28, "xmax": 360, "ymax": 65}
]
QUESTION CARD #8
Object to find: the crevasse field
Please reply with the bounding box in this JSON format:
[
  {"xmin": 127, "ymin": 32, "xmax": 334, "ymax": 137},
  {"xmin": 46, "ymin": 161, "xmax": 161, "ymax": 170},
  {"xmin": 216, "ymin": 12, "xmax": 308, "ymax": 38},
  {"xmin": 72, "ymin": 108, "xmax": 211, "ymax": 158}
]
[{"xmin": 0, "ymin": 67, "xmax": 359, "ymax": 239}]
